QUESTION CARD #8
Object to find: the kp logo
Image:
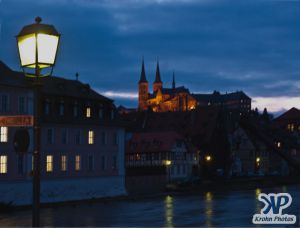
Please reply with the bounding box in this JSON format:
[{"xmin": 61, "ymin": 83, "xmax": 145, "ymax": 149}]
[{"xmin": 252, "ymin": 193, "xmax": 296, "ymax": 224}]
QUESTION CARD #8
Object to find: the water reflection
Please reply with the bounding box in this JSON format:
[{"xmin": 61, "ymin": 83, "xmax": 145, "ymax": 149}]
[
  {"xmin": 164, "ymin": 195, "xmax": 174, "ymax": 228},
  {"xmin": 255, "ymin": 188, "xmax": 262, "ymax": 214},
  {"xmin": 205, "ymin": 191, "xmax": 213, "ymax": 227}
]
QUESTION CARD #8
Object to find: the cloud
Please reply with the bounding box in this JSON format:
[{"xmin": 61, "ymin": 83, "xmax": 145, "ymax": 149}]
[
  {"xmin": 1, "ymin": 0, "xmax": 300, "ymax": 113},
  {"xmin": 252, "ymin": 96, "xmax": 300, "ymax": 112}
]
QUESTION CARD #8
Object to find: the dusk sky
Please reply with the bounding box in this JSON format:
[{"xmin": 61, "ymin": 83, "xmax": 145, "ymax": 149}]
[{"xmin": 1, "ymin": 0, "xmax": 300, "ymax": 113}]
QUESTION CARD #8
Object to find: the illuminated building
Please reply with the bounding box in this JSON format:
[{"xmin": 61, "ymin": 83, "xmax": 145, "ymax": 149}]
[{"xmin": 138, "ymin": 60, "xmax": 251, "ymax": 113}]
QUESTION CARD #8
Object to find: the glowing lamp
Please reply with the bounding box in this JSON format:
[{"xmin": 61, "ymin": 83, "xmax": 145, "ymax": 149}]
[
  {"xmin": 16, "ymin": 17, "xmax": 60, "ymax": 74},
  {"xmin": 256, "ymin": 157, "xmax": 260, "ymax": 163},
  {"xmin": 205, "ymin": 155, "xmax": 212, "ymax": 162},
  {"xmin": 164, "ymin": 160, "xmax": 172, "ymax": 166}
]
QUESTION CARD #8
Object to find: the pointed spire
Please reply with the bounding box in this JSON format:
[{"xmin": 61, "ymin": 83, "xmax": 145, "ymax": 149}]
[
  {"xmin": 172, "ymin": 71, "xmax": 176, "ymax": 89},
  {"xmin": 139, "ymin": 57, "xmax": 147, "ymax": 83},
  {"xmin": 154, "ymin": 60, "xmax": 162, "ymax": 83}
]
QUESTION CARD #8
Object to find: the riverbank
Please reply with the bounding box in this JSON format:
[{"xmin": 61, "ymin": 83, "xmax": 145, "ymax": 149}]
[{"xmin": 2, "ymin": 175, "xmax": 300, "ymax": 213}]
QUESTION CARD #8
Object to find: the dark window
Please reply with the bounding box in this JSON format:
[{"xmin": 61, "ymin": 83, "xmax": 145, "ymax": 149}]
[
  {"xmin": 18, "ymin": 97, "xmax": 25, "ymax": 114},
  {"xmin": 17, "ymin": 155, "xmax": 23, "ymax": 174},
  {"xmin": 73, "ymin": 103, "xmax": 78, "ymax": 117},
  {"xmin": 112, "ymin": 156, "xmax": 117, "ymax": 170},
  {"xmin": 1, "ymin": 95, "xmax": 8, "ymax": 112},
  {"xmin": 59, "ymin": 102, "xmax": 64, "ymax": 116},
  {"xmin": 47, "ymin": 129, "xmax": 54, "ymax": 144},
  {"xmin": 44, "ymin": 101, "xmax": 50, "ymax": 115},
  {"xmin": 88, "ymin": 155, "xmax": 94, "ymax": 171},
  {"xmin": 99, "ymin": 108, "xmax": 103, "ymax": 119},
  {"xmin": 101, "ymin": 156, "xmax": 106, "ymax": 171},
  {"xmin": 101, "ymin": 132, "xmax": 107, "ymax": 145},
  {"xmin": 61, "ymin": 129, "xmax": 67, "ymax": 144},
  {"xmin": 75, "ymin": 131, "xmax": 81, "ymax": 145},
  {"xmin": 113, "ymin": 132, "xmax": 118, "ymax": 145}
]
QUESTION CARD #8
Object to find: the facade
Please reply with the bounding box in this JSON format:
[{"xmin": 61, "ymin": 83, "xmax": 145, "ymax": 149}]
[
  {"xmin": 138, "ymin": 60, "xmax": 251, "ymax": 113},
  {"xmin": 274, "ymin": 107, "xmax": 300, "ymax": 133},
  {"xmin": 0, "ymin": 61, "xmax": 126, "ymax": 205},
  {"xmin": 126, "ymin": 131, "xmax": 197, "ymax": 182}
]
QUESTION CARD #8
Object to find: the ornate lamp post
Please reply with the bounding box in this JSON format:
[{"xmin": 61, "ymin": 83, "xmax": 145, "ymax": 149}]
[{"xmin": 16, "ymin": 17, "xmax": 60, "ymax": 227}]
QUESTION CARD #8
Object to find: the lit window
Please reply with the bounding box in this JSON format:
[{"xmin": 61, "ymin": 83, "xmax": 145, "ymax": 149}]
[
  {"xmin": 0, "ymin": 127, "xmax": 8, "ymax": 142},
  {"xmin": 88, "ymin": 130, "xmax": 94, "ymax": 145},
  {"xmin": 0, "ymin": 155, "xmax": 7, "ymax": 174},
  {"xmin": 75, "ymin": 155, "xmax": 81, "ymax": 171},
  {"xmin": 46, "ymin": 155, "xmax": 53, "ymax": 172},
  {"xmin": 287, "ymin": 124, "xmax": 295, "ymax": 132},
  {"xmin": 86, "ymin": 107, "xmax": 91, "ymax": 118},
  {"xmin": 61, "ymin": 155, "xmax": 67, "ymax": 171},
  {"xmin": 277, "ymin": 142, "xmax": 281, "ymax": 148}
]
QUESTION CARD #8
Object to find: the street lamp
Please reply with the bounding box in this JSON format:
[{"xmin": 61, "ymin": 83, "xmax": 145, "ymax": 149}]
[
  {"xmin": 205, "ymin": 155, "xmax": 212, "ymax": 162},
  {"xmin": 16, "ymin": 17, "xmax": 60, "ymax": 227},
  {"xmin": 164, "ymin": 160, "xmax": 172, "ymax": 183}
]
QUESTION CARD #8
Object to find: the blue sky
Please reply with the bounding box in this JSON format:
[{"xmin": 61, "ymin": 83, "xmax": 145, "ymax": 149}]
[{"xmin": 1, "ymin": 0, "xmax": 300, "ymax": 113}]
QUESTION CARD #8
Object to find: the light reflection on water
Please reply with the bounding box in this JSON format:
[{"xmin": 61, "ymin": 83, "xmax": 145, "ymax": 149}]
[
  {"xmin": 205, "ymin": 191, "xmax": 213, "ymax": 227},
  {"xmin": 164, "ymin": 195, "xmax": 173, "ymax": 228},
  {"xmin": 0, "ymin": 185, "xmax": 299, "ymax": 227}
]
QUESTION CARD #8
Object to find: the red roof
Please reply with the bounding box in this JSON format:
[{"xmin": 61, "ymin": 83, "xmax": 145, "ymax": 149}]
[
  {"xmin": 126, "ymin": 131, "xmax": 185, "ymax": 154},
  {"xmin": 275, "ymin": 107, "xmax": 300, "ymax": 121}
]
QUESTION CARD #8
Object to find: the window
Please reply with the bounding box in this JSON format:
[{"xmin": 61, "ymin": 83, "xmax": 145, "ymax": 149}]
[
  {"xmin": 75, "ymin": 155, "xmax": 81, "ymax": 171},
  {"xmin": 112, "ymin": 156, "xmax": 117, "ymax": 170},
  {"xmin": 111, "ymin": 110, "xmax": 115, "ymax": 120},
  {"xmin": 46, "ymin": 155, "xmax": 53, "ymax": 172},
  {"xmin": 0, "ymin": 156, "xmax": 7, "ymax": 174},
  {"xmin": 59, "ymin": 101, "xmax": 64, "ymax": 116},
  {"xmin": 61, "ymin": 128, "xmax": 68, "ymax": 144},
  {"xmin": 44, "ymin": 101, "xmax": 50, "ymax": 115},
  {"xmin": 1, "ymin": 95, "xmax": 8, "ymax": 112},
  {"xmin": 177, "ymin": 165, "xmax": 180, "ymax": 175},
  {"xmin": 0, "ymin": 127, "xmax": 8, "ymax": 143},
  {"xmin": 287, "ymin": 124, "xmax": 295, "ymax": 132},
  {"xmin": 101, "ymin": 156, "xmax": 106, "ymax": 171},
  {"xmin": 113, "ymin": 132, "xmax": 118, "ymax": 145},
  {"xmin": 88, "ymin": 130, "xmax": 94, "ymax": 145},
  {"xmin": 101, "ymin": 132, "xmax": 107, "ymax": 145},
  {"xmin": 47, "ymin": 128, "xmax": 54, "ymax": 144},
  {"xmin": 18, "ymin": 155, "xmax": 23, "ymax": 174},
  {"xmin": 18, "ymin": 96, "xmax": 25, "ymax": 114},
  {"xmin": 99, "ymin": 108, "xmax": 103, "ymax": 119},
  {"xmin": 75, "ymin": 130, "xmax": 81, "ymax": 145},
  {"xmin": 86, "ymin": 107, "xmax": 91, "ymax": 118},
  {"xmin": 61, "ymin": 155, "xmax": 67, "ymax": 171},
  {"xmin": 88, "ymin": 155, "xmax": 94, "ymax": 171},
  {"xmin": 73, "ymin": 103, "xmax": 78, "ymax": 117}
]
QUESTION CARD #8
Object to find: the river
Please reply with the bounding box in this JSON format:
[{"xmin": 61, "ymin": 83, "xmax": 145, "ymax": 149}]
[{"xmin": 0, "ymin": 185, "xmax": 299, "ymax": 227}]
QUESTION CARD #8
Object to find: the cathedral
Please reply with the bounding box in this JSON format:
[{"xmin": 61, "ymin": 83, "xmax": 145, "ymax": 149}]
[
  {"xmin": 138, "ymin": 60, "xmax": 197, "ymax": 112},
  {"xmin": 138, "ymin": 60, "xmax": 252, "ymax": 113}
]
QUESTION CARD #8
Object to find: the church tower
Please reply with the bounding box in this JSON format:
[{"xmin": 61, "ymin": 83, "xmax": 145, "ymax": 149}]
[
  {"xmin": 153, "ymin": 61, "xmax": 163, "ymax": 93},
  {"xmin": 138, "ymin": 59, "xmax": 149, "ymax": 111}
]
